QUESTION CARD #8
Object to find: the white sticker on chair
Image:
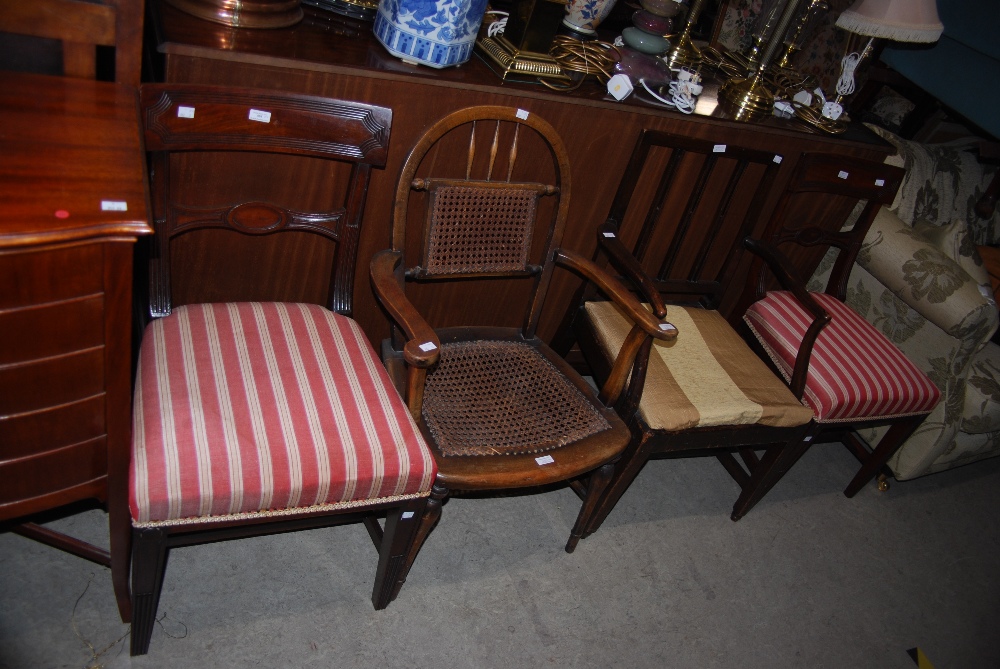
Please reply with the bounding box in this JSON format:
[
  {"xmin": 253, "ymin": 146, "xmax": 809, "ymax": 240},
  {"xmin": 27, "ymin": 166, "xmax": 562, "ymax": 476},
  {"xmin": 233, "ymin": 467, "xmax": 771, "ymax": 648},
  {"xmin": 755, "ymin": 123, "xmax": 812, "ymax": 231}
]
[
  {"xmin": 419, "ymin": 341, "xmax": 437, "ymax": 352},
  {"xmin": 603, "ymin": 231, "xmax": 615, "ymax": 237},
  {"xmin": 516, "ymin": 109, "xmax": 529, "ymax": 120},
  {"xmin": 401, "ymin": 511, "xmax": 415, "ymax": 519},
  {"xmin": 875, "ymin": 179, "xmax": 885, "ymax": 186},
  {"xmin": 535, "ymin": 455, "xmax": 555, "ymax": 465},
  {"xmin": 713, "ymin": 144, "xmax": 726, "ymax": 153},
  {"xmin": 177, "ymin": 106, "xmax": 195, "ymax": 118},
  {"xmin": 659, "ymin": 323, "xmax": 675, "ymax": 331},
  {"xmin": 249, "ymin": 109, "xmax": 272, "ymax": 123},
  {"xmin": 101, "ymin": 200, "xmax": 127, "ymax": 211},
  {"xmin": 804, "ymin": 435, "xmax": 813, "ymax": 441},
  {"xmin": 773, "ymin": 155, "xmax": 783, "ymax": 163},
  {"xmin": 838, "ymin": 170, "xmax": 849, "ymax": 179}
]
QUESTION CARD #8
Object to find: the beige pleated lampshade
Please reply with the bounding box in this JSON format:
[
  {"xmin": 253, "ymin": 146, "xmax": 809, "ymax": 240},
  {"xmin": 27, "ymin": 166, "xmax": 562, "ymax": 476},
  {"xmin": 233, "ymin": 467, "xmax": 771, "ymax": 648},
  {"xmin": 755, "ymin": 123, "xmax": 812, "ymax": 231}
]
[{"xmin": 835, "ymin": 0, "xmax": 944, "ymax": 43}]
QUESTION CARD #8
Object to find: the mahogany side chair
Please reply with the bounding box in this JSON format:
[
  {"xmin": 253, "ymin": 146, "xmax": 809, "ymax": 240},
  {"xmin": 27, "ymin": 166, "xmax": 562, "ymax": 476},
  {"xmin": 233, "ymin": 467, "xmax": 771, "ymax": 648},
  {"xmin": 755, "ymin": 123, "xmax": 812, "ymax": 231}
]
[
  {"xmin": 0, "ymin": 0, "xmax": 143, "ymax": 84},
  {"xmin": 558, "ymin": 129, "xmax": 816, "ymax": 541},
  {"xmin": 739, "ymin": 153, "xmax": 941, "ymax": 497},
  {"xmin": 127, "ymin": 84, "xmax": 436, "ymax": 655},
  {"xmin": 369, "ymin": 106, "xmax": 673, "ymax": 560}
]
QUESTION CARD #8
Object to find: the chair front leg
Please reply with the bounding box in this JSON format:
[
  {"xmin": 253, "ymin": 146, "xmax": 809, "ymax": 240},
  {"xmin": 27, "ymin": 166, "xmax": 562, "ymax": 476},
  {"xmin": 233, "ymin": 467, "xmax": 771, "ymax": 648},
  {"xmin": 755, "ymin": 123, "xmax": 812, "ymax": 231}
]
[
  {"xmin": 130, "ymin": 526, "xmax": 169, "ymax": 656},
  {"xmin": 371, "ymin": 496, "xmax": 430, "ymax": 610},
  {"xmin": 729, "ymin": 424, "xmax": 816, "ymax": 521},
  {"xmin": 566, "ymin": 461, "xmax": 614, "ymax": 553},
  {"xmin": 843, "ymin": 415, "xmax": 925, "ymax": 498}
]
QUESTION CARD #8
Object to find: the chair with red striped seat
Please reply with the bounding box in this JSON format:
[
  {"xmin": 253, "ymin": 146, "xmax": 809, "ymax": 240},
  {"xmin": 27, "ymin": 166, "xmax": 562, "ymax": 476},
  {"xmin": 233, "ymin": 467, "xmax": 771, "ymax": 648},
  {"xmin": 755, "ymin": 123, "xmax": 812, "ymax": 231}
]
[
  {"xmin": 740, "ymin": 153, "xmax": 941, "ymax": 498},
  {"xmin": 128, "ymin": 84, "xmax": 436, "ymax": 655}
]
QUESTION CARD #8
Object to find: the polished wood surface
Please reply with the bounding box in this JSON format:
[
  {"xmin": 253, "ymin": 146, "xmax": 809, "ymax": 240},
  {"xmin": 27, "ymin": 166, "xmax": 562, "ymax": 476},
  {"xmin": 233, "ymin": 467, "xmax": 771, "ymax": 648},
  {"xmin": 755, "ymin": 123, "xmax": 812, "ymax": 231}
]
[
  {"xmin": 148, "ymin": 0, "xmax": 894, "ymax": 347},
  {"xmin": 0, "ymin": 71, "xmax": 151, "ymax": 621}
]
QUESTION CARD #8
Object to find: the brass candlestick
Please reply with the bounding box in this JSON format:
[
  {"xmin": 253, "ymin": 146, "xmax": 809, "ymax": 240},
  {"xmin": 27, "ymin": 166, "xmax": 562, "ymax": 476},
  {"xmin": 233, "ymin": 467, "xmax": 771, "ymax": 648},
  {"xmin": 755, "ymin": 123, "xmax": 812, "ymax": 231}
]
[
  {"xmin": 776, "ymin": 0, "xmax": 828, "ymax": 69},
  {"xmin": 665, "ymin": 0, "xmax": 704, "ymax": 70},
  {"xmin": 718, "ymin": 0, "xmax": 803, "ymax": 122}
]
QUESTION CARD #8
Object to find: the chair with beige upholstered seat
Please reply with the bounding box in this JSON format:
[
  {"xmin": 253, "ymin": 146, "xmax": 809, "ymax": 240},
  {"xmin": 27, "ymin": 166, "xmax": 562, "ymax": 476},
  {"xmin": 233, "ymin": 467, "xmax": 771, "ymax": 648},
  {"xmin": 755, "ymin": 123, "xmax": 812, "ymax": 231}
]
[{"xmin": 560, "ymin": 129, "xmax": 815, "ymax": 539}]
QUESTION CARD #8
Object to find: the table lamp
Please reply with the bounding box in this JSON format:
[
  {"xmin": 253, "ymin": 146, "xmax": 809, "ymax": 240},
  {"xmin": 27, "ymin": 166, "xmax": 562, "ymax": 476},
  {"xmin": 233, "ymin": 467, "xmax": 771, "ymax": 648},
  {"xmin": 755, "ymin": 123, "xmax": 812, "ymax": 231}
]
[{"xmin": 832, "ymin": 0, "xmax": 943, "ymax": 103}]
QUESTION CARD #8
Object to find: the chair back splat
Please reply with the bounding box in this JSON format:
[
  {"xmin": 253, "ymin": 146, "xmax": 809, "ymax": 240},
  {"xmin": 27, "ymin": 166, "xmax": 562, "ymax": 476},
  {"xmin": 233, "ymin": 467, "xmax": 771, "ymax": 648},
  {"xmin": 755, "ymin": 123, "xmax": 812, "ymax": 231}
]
[
  {"xmin": 0, "ymin": 0, "xmax": 143, "ymax": 84},
  {"xmin": 371, "ymin": 106, "xmax": 672, "ymax": 557},
  {"xmin": 128, "ymin": 84, "xmax": 437, "ymax": 656}
]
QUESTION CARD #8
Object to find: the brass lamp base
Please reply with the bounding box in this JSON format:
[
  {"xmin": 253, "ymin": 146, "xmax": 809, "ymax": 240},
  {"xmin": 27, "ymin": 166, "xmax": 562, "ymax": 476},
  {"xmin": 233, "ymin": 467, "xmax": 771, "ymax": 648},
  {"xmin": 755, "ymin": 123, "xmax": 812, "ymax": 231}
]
[
  {"xmin": 718, "ymin": 74, "xmax": 774, "ymax": 122},
  {"xmin": 476, "ymin": 35, "xmax": 572, "ymax": 83},
  {"xmin": 665, "ymin": 31, "xmax": 701, "ymax": 70},
  {"xmin": 164, "ymin": 0, "xmax": 303, "ymax": 28}
]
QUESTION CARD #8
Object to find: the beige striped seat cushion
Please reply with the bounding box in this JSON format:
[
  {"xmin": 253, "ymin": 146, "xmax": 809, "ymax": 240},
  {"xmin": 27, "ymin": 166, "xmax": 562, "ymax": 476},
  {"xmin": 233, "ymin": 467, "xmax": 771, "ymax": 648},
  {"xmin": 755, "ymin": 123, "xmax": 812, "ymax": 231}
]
[
  {"xmin": 131, "ymin": 302, "xmax": 437, "ymax": 528},
  {"xmin": 584, "ymin": 301, "xmax": 814, "ymax": 432}
]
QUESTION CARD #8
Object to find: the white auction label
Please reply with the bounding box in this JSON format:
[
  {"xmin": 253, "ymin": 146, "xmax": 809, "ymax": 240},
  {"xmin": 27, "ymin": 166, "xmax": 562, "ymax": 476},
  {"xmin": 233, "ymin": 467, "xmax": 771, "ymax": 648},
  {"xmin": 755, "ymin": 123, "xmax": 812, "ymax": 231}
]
[
  {"xmin": 248, "ymin": 109, "xmax": 272, "ymax": 123},
  {"xmin": 101, "ymin": 200, "xmax": 127, "ymax": 211},
  {"xmin": 177, "ymin": 106, "xmax": 195, "ymax": 118}
]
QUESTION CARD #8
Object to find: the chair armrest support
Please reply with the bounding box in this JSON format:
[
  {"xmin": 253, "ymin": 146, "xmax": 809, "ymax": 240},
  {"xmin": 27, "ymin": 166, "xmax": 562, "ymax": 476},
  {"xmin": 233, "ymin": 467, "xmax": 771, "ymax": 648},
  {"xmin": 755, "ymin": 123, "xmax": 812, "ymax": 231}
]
[
  {"xmin": 370, "ymin": 249, "xmax": 441, "ymax": 369},
  {"xmin": 744, "ymin": 237, "xmax": 832, "ymax": 399},
  {"xmin": 596, "ymin": 221, "xmax": 668, "ymax": 319},
  {"xmin": 555, "ymin": 247, "xmax": 677, "ymax": 341}
]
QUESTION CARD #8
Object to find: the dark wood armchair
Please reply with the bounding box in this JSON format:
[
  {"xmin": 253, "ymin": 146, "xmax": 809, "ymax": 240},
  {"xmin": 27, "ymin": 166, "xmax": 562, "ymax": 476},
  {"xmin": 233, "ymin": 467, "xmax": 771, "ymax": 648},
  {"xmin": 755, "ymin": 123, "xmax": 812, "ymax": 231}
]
[
  {"xmin": 370, "ymin": 106, "xmax": 673, "ymax": 559},
  {"xmin": 559, "ymin": 129, "xmax": 816, "ymax": 538}
]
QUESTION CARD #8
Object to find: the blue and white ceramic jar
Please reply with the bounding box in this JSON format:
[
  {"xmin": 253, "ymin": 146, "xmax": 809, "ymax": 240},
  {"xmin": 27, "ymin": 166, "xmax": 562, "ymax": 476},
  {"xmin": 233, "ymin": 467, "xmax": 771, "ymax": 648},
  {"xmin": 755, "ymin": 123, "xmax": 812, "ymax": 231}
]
[{"xmin": 374, "ymin": 0, "xmax": 489, "ymax": 68}]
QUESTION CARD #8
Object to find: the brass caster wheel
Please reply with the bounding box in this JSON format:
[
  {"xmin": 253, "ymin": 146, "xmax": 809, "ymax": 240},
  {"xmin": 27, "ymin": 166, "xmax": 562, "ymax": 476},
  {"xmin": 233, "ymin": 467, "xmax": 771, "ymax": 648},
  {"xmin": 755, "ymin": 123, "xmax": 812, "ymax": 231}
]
[{"xmin": 877, "ymin": 474, "xmax": 890, "ymax": 492}]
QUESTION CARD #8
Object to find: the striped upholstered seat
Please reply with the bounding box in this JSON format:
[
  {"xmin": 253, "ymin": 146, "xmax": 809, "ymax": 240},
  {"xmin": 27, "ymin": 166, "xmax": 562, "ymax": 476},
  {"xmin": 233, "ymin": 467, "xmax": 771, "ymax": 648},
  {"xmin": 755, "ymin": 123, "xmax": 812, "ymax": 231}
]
[
  {"xmin": 744, "ymin": 291, "xmax": 940, "ymax": 424},
  {"xmin": 584, "ymin": 300, "xmax": 815, "ymax": 432},
  {"xmin": 131, "ymin": 302, "xmax": 436, "ymax": 527}
]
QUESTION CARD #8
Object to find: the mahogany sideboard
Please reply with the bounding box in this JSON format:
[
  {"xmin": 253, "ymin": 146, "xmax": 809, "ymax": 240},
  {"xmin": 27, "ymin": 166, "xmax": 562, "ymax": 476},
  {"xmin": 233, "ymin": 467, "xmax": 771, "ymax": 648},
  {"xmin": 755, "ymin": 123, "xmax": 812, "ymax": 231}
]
[
  {"xmin": 147, "ymin": 0, "xmax": 894, "ymax": 347},
  {"xmin": 0, "ymin": 72, "xmax": 151, "ymax": 600}
]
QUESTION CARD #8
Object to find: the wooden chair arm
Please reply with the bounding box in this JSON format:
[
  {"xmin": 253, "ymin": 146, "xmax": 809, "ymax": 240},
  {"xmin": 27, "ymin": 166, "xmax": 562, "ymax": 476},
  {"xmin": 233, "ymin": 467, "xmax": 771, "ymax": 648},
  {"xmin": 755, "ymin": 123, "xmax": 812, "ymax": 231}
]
[
  {"xmin": 370, "ymin": 249, "xmax": 441, "ymax": 369},
  {"xmin": 596, "ymin": 221, "xmax": 668, "ymax": 319},
  {"xmin": 555, "ymin": 247, "xmax": 677, "ymax": 341},
  {"xmin": 743, "ymin": 237, "xmax": 832, "ymax": 400}
]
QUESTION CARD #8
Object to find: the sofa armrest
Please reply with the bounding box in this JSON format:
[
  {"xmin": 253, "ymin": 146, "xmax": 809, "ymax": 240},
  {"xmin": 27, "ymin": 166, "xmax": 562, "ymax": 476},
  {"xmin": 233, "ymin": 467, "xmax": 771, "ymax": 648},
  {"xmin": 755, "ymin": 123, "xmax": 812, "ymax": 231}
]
[{"xmin": 858, "ymin": 207, "xmax": 999, "ymax": 338}]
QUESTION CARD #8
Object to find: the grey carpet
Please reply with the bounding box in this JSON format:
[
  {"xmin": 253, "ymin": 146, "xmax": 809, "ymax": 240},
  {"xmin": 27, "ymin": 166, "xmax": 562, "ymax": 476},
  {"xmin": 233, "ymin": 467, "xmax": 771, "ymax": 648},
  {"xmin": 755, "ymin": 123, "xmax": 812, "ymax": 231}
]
[{"xmin": 2, "ymin": 444, "xmax": 998, "ymax": 668}]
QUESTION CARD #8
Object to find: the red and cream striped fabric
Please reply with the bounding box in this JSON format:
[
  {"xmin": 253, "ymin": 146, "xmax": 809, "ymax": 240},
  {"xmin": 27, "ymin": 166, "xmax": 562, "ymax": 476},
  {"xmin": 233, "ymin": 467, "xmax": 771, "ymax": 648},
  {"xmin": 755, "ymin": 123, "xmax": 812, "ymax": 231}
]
[
  {"xmin": 744, "ymin": 291, "xmax": 940, "ymax": 423},
  {"xmin": 130, "ymin": 302, "xmax": 436, "ymax": 527}
]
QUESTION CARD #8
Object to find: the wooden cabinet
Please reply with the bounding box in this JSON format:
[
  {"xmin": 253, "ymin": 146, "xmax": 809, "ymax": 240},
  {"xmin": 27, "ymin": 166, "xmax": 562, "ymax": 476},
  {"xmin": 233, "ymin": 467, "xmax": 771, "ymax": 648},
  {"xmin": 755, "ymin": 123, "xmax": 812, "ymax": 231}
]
[
  {"xmin": 146, "ymin": 0, "xmax": 893, "ymax": 346},
  {"xmin": 0, "ymin": 72, "xmax": 151, "ymax": 580}
]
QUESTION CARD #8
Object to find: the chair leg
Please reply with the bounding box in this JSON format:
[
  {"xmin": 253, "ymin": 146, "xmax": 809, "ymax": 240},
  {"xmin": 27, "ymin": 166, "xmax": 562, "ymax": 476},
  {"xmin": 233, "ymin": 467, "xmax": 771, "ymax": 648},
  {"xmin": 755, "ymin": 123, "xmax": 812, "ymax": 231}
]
[
  {"xmin": 843, "ymin": 415, "xmax": 924, "ymax": 498},
  {"xmin": 582, "ymin": 432, "xmax": 654, "ymax": 537},
  {"xmin": 371, "ymin": 496, "xmax": 429, "ymax": 610},
  {"xmin": 729, "ymin": 430, "xmax": 813, "ymax": 521},
  {"xmin": 110, "ymin": 504, "xmax": 132, "ymax": 623},
  {"xmin": 130, "ymin": 527, "xmax": 169, "ymax": 656},
  {"xmin": 566, "ymin": 462, "xmax": 614, "ymax": 553}
]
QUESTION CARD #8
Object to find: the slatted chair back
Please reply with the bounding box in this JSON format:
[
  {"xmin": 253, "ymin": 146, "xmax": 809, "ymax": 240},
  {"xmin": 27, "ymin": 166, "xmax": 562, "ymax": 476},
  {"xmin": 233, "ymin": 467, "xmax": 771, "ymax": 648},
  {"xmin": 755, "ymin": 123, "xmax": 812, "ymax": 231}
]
[
  {"xmin": 0, "ymin": 0, "xmax": 143, "ymax": 84},
  {"xmin": 599, "ymin": 129, "xmax": 785, "ymax": 310},
  {"xmin": 140, "ymin": 83, "xmax": 391, "ymax": 319}
]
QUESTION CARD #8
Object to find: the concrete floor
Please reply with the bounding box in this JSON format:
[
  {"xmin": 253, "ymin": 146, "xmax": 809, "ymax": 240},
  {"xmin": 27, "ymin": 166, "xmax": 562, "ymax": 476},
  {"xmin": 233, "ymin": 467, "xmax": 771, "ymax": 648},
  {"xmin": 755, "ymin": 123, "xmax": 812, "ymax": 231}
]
[{"xmin": 2, "ymin": 444, "xmax": 998, "ymax": 668}]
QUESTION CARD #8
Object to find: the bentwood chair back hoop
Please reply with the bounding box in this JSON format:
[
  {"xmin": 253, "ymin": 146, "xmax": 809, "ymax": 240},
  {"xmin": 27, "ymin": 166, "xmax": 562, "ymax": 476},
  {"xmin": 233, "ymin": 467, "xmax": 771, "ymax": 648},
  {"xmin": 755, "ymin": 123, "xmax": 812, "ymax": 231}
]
[
  {"xmin": 739, "ymin": 153, "xmax": 940, "ymax": 497},
  {"xmin": 127, "ymin": 84, "xmax": 436, "ymax": 655},
  {"xmin": 370, "ymin": 106, "xmax": 673, "ymax": 558},
  {"xmin": 558, "ymin": 129, "xmax": 816, "ymax": 540},
  {"xmin": 0, "ymin": 0, "xmax": 143, "ymax": 83}
]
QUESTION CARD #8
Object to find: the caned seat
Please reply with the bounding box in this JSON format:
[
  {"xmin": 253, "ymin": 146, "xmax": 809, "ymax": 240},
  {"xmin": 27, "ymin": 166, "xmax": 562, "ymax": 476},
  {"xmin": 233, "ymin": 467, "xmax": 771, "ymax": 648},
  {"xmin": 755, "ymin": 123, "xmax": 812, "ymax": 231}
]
[{"xmin": 127, "ymin": 84, "xmax": 435, "ymax": 656}]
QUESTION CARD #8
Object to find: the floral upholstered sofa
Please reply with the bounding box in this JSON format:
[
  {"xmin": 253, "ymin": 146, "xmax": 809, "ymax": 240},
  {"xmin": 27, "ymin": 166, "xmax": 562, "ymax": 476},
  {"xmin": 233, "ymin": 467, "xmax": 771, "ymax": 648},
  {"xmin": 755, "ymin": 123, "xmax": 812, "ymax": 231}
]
[{"xmin": 811, "ymin": 125, "xmax": 1000, "ymax": 480}]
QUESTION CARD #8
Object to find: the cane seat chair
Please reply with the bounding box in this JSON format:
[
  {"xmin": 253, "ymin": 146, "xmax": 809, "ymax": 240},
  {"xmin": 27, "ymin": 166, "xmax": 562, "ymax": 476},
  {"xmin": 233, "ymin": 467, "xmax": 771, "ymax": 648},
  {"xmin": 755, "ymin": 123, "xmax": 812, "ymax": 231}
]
[
  {"xmin": 0, "ymin": 0, "xmax": 143, "ymax": 84},
  {"xmin": 560, "ymin": 129, "xmax": 817, "ymax": 539},
  {"xmin": 740, "ymin": 153, "xmax": 940, "ymax": 497},
  {"xmin": 127, "ymin": 84, "xmax": 436, "ymax": 655},
  {"xmin": 370, "ymin": 106, "xmax": 672, "ymax": 559}
]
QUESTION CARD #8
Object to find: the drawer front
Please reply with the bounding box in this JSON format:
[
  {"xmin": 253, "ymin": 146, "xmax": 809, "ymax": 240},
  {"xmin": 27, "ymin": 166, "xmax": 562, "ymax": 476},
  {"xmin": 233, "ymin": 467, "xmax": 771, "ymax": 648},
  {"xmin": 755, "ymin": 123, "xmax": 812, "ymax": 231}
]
[
  {"xmin": 0, "ymin": 435, "xmax": 108, "ymax": 521},
  {"xmin": 0, "ymin": 243, "xmax": 105, "ymax": 309},
  {"xmin": 0, "ymin": 348, "xmax": 105, "ymax": 416},
  {"xmin": 0, "ymin": 395, "xmax": 105, "ymax": 461},
  {"xmin": 0, "ymin": 294, "xmax": 104, "ymax": 365}
]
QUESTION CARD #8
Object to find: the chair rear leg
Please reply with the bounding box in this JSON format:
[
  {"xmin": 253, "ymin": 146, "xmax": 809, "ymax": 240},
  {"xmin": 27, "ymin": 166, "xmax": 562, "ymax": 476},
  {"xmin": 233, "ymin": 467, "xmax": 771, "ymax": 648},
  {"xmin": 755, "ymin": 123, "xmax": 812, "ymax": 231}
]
[
  {"xmin": 566, "ymin": 461, "xmax": 614, "ymax": 553},
  {"xmin": 130, "ymin": 526, "xmax": 169, "ymax": 656},
  {"xmin": 729, "ymin": 428, "xmax": 813, "ymax": 521},
  {"xmin": 843, "ymin": 415, "xmax": 924, "ymax": 498},
  {"xmin": 371, "ymin": 496, "xmax": 429, "ymax": 610}
]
